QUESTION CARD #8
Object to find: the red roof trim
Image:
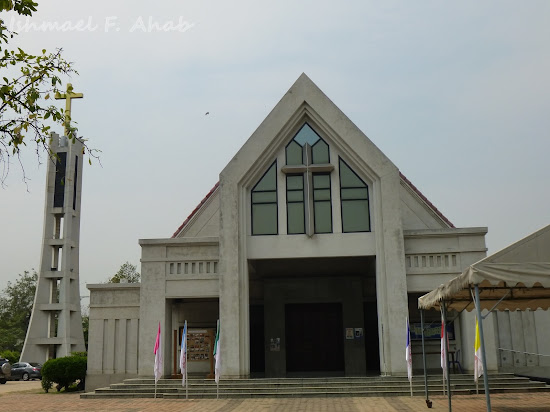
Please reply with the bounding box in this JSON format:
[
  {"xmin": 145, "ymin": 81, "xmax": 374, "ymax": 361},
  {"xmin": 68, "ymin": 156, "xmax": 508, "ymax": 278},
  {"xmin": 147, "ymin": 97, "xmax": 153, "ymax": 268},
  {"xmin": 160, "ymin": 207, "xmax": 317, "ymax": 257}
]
[
  {"xmin": 399, "ymin": 172, "xmax": 455, "ymax": 228},
  {"xmin": 171, "ymin": 182, "xmax": 220, "ymax": 238},
  {"xmin": 171, "ymin": 173, "xmax": 454, "ymax": 237}
]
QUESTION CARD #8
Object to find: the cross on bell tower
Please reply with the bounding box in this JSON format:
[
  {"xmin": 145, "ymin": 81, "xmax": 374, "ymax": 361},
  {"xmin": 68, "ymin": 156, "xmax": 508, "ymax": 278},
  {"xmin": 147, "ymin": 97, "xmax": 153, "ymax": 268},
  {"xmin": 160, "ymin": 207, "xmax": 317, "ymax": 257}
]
[
  {"xmin": 55, "ymin": 83, "xmax": 83, "ymax": 137},
  {"xmin": 21, "ymin": 84, "xmax": 86, "ymax": 362}
]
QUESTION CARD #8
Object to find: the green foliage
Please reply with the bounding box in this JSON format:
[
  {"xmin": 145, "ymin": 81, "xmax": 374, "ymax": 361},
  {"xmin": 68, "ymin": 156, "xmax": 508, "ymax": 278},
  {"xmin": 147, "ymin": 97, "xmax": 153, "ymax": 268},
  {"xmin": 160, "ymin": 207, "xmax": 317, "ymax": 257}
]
[
  {"xmin": 41, "ymin": 376, "xmax": 52, "ymax": 393},
  {"xmin": 81, "ymin": 314, "xmax": 89, "ymax": 350},
  {"xmin": 0, "ymin": 0, "xmax": 97, "ymax": 185},
  {"xmin": 71, "ymin": 351, "xmax": 87, "ymax": 358},
  {"xmin": 0, "ymin": 349, "xmax": 20, "ymax": 362},
  {"xmin": 107, "ymin": 261, "xmax": 140, "ymax": 283},
  {"xmin": 41, "ymin": 354, "xmax": 87, "ymax": 392},
  {"xmin": 0, "ymin": 269, "xmax": 37, "ymax": 355}
]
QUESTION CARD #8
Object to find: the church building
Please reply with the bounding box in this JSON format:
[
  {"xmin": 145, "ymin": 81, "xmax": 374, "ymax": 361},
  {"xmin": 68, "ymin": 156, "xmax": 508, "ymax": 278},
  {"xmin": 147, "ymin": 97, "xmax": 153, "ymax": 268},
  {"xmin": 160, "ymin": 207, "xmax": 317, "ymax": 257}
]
[{"xmin": 86, "ymin": 74, "xmax": 490, "ymax": 390}]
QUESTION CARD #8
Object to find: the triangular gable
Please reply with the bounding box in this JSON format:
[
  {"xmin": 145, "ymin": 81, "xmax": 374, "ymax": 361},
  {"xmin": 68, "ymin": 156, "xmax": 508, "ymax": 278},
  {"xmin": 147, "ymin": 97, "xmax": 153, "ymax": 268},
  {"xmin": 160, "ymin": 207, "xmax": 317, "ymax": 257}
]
[
  {"xmin": 172, "ymin": 182, "xmax": 219, "ymax": 238},
  {"xmin": 172, "ymin": 74, "xmax": 455, "ymax": 236},
  {"xmin": 399, "ymin": 172, "xmax": 454, "ymax": 230},
  {"xmin": 220, "ymin": 73, "xmax": 397, "ymax": 189}
]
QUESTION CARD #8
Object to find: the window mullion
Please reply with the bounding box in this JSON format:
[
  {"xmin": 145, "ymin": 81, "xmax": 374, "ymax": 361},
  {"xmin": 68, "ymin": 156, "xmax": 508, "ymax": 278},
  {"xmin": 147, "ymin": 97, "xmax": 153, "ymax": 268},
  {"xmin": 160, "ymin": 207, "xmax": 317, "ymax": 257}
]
[{"xmin": 304, "ymin": 171, "xmax": 314, "ymax": 237}]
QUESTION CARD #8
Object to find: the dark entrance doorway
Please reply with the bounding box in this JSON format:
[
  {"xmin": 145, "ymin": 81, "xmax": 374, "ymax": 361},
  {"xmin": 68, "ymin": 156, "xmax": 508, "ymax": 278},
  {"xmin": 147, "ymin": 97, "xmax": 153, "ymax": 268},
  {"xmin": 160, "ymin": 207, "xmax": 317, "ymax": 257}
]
[
  {"xmin": 249, "ymin": 305, "xmax": 265, "ymax": 375},
  {"xmin": 285, "ymin": 303, "xmax": 344, "ymax": 373},
  {"xmin": 363, "ymin": 301, "xmax": 380, "ymax": 373}
]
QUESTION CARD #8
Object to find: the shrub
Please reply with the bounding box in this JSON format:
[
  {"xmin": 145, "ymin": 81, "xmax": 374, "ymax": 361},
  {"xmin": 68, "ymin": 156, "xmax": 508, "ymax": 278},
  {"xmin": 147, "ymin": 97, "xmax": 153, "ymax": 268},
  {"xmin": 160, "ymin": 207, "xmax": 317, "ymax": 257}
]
[
  {"xmin": 41, "ymin": 377, "xmax": 53, "ymax": 393},
  {"xmin": 0, "ymin": 350, "xmax": 20, "ymax": 362},
  {"xmin": 41, "ymin": 354, "xmax": 87, "ymax": 392}
]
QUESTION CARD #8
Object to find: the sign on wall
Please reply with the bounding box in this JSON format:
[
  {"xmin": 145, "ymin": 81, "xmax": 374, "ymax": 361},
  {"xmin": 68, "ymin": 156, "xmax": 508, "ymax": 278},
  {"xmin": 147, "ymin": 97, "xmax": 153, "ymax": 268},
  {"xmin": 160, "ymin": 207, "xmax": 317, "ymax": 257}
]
[{"xmin": 410, "ymin": 322, "xmax": 455, "ymax": 340}]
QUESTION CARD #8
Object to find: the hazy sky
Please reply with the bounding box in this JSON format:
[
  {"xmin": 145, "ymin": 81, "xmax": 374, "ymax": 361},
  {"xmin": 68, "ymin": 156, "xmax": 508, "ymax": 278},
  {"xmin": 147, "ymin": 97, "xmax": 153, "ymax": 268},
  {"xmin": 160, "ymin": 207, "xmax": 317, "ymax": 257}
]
[{"xmin": 1, "ymin": 1, "xmax": 549, "ymax": 299}]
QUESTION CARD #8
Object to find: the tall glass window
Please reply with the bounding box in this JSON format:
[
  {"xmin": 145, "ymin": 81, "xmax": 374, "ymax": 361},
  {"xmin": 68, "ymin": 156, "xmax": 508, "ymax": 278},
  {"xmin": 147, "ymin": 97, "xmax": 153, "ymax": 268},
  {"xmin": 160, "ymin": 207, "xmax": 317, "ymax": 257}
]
[
  {"xmin": 284, "ymin": 123, "xmax": 333, "ymax": 235},
  {"xmin": 251, "ymin": 161, "xmax": 278, "ymax": 235},
  {"xmin": 313, "ymin": 173, "xmax": 332, "ymax": 233},
  {"xmin": 339, "ymin": 158, "xmax": 370, "ymax": 232},
  {"xmin": 286, "ymin": 175, "xmax": 305, "ymax": 234}
]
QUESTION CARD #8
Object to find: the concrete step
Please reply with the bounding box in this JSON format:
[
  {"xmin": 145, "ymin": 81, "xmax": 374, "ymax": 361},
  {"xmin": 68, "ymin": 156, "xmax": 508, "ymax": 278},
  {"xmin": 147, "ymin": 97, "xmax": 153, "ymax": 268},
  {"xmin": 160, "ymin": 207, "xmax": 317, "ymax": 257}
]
[
  {"xmin": 80, "ymin": 374, "xmax": 550, "ymax": 399},
  {"xmin": 116, "ymin": 375, "xmax": 523, "ymax": 388},
  {"xmin": 81, "ymin": 386, "xmax": 550, "ymax": 400},
  {"xmin": 105, "ymin": 379, "xmax": 547, "ymax": 392}
]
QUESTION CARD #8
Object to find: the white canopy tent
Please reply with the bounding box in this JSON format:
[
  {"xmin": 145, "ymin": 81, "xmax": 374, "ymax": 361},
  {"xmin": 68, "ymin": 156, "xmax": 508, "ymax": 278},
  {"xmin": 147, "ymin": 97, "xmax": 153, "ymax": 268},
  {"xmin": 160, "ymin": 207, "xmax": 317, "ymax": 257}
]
[
  {"xmin": 418, "ymin": 224, "xmax": 550, "ymax": 412},
  {"xmin": 419, "ymin": 224, "xmax": 550, "ymax": 311}
]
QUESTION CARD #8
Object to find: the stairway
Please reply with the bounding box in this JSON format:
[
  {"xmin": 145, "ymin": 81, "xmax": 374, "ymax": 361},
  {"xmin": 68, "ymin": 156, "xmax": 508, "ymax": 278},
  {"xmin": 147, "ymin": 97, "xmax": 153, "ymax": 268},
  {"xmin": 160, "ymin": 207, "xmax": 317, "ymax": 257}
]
[{"xmin": 81, "ymin": 374, "xmax": 550, "ymax": 399}]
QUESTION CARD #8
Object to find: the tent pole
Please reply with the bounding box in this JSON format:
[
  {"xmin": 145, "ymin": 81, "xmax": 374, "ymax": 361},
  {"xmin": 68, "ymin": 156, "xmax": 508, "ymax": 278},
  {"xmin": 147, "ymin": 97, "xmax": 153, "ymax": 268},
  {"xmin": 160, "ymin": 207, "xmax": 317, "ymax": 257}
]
[
  {"xmin": 420, "ymin": 309, "xmax": 431, "ymax": 407},
  {"xmin": 442, "ymin": 301, "xmax": 452, "ymax": 412},
  {"xmin": 475, "ymin": 285, "xmax": 492, "ymax": 412}
]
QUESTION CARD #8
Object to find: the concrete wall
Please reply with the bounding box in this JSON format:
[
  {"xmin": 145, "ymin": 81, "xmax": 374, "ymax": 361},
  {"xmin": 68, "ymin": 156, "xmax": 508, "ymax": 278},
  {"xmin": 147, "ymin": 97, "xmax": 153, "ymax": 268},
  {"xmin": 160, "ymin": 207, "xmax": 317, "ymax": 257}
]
[
  {"xmin": 86, "ymin": 283, "xmax": 140, "ymax": 391},
  {"xmin": 404, "ymin": 227, "xmax": 493, "ymax": 373},
  {"xmin": 404, "ymin": 227, "xmax": 488, "ymax": 293},
  {"xmin": 494, "ymin": 309, "xmax": 550, "ymax": 377}
]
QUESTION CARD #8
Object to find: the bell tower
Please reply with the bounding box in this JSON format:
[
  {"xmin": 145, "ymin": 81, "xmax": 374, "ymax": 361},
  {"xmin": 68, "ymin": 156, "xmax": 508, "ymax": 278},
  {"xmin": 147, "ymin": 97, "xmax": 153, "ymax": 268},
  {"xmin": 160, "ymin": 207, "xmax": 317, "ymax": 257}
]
[{"xmin": 21, "ymin": 84, "xmax": 86, "ymax": 361}]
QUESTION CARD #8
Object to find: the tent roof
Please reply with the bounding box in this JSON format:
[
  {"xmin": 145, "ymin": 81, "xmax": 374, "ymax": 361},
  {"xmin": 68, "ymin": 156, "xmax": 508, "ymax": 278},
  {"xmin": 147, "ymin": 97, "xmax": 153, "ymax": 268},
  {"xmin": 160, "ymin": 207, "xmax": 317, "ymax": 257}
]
[{"xmin": 418, "ymin": 224, "xmax": 550, "ymax": 312}]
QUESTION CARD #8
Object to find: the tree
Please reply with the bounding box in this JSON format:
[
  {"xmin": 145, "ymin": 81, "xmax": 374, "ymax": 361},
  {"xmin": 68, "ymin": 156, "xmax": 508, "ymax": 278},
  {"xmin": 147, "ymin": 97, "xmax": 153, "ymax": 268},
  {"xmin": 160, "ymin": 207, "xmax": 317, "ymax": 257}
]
[
  {"xmin": 0, "ymin": 0, "xmax": 96, "ymax": 186},
  {"xmin": 0, "ymin": 269, "xmax": 37, "ymax": 357},
  {"xmin": 107, "ymin": 262, "xmax": 140, "ymax": 284},
  {"xmin": 81, "ymin": 314, "xmax": 88, "ymax": 350}
]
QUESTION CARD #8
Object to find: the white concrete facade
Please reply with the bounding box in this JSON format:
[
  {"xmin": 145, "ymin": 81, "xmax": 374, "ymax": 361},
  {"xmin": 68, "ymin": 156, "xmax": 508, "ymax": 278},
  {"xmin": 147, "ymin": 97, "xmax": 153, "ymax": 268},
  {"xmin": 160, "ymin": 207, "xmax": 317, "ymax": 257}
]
[{"xmin": 86, "ymin": 74, "xmax": 493, "ymax": 390}]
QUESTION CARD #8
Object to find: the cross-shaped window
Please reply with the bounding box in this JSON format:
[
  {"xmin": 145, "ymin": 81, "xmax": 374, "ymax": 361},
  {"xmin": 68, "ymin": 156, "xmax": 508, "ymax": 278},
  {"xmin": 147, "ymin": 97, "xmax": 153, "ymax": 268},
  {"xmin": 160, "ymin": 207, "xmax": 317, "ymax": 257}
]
[{"xmin": 282, "ymin": 124, "xmax": 334, "ymax": 236}]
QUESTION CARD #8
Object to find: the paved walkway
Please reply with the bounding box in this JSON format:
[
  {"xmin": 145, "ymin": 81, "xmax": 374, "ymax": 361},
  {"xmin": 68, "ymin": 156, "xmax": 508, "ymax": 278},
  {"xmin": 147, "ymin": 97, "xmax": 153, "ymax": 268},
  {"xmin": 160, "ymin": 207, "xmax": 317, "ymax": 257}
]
[{"xmin": 0, "ymin": 392, "xmax": 549, "ymax": 411}]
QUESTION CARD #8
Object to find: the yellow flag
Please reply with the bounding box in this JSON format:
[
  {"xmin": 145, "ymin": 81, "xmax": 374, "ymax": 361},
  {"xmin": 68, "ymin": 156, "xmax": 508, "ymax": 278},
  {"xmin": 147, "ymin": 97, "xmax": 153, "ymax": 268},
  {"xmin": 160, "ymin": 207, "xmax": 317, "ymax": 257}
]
[{"xmin": 474, "ymin": 317, "xmax": 483, "ymax": 381}]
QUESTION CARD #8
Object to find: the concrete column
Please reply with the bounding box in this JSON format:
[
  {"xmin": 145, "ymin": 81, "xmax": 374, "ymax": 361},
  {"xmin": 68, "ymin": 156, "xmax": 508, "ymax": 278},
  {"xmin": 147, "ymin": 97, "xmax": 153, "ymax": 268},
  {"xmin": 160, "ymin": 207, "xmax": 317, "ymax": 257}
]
[
  {"xmin": 375, "ymin": 171, "xmax": 409, "ymax": 375},
  {"xmin": 219, "ymin": 175, "xmax": 249, "ymax": 377},
  {"xmin": 342, "ymin": 277, "xmax": 366, "ymax": 376},
  {"xmin": 138, "ymin": 258, "xmax": 167, "ymax": 376},
  {"xmin": 264, "ymin": 283, "xmax": 285, "ymax": 377}
]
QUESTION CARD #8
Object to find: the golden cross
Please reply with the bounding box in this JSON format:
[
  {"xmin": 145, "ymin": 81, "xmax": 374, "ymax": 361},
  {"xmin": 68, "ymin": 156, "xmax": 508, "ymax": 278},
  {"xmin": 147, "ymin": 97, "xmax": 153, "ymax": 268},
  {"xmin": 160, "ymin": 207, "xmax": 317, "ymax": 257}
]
[{"xmin": 55, "ymin": 83, "xmax": 83, "ymax": 137}]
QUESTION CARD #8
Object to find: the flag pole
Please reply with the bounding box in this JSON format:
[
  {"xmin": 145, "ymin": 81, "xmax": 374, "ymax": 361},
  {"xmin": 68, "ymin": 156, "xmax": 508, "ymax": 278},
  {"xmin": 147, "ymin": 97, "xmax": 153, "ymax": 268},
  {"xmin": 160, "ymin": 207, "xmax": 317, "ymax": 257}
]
[
  {"xmin": 406, "ymin": 317, "xmax": 413, "ymax": 397},
  {"xmin": 420, "ymin": 310, "xmax": 432, "ymax": 408},
  {"xmin": 442, "ymin": 301, "xmax": 452, "ymax": 412},
  {"xmin": 475, "ymin": 285, "xmax": 492, "ymax": 412},
  {"xmin": 185, "ymin": 320, "xmax": 189, "ymax": 400},
  {"xmin": 214, "ymin": 318, "xmax": 220, "ymax": 400},
  {"xmin": 441, "ymin": 308, "xmax": 446, "ymax": 396}
]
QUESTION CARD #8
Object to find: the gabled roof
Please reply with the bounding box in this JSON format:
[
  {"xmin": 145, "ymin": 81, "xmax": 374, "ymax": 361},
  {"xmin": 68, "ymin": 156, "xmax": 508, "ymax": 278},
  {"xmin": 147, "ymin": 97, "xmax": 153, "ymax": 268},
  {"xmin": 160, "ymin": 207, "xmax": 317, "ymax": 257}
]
[
  {"xmin": 399, "ymin": 172, "xmax": 454, "ymax": 228},
  {"xmin": 171, "ymin": 182, "xmax": 219, "ymax": 238},
  {"xmin": 171, "ymin": 174, "xmax": 453, "ymax": 237}
]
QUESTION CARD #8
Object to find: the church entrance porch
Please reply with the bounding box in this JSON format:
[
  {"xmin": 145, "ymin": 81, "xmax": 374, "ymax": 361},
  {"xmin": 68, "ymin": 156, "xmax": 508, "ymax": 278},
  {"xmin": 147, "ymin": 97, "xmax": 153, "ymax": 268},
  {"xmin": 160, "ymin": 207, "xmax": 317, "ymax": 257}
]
[
  {"xmin": 285, "ymin": 303, "xmax": 344, "ymax": 374},
  {"xmin": 248, "ymin": 256, "xmax": 379, "ymax": 378},
  {"xmin": 171, "ymin": 298, "xmax": 219, "ymax": 378}
]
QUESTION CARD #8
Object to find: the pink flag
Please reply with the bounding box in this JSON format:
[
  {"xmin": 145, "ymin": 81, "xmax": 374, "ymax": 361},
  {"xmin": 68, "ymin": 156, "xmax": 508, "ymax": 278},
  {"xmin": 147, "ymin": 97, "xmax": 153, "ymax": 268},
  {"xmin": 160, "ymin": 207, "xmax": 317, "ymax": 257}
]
[
  {"xmin": 154, "ymin": 322, "xmax": 163, "ymax": 383},
  {"xmin": 440, "ymin": 320, "xmax": 447, "ymax": 375},
  {"xmin": 406, "ymin": 317, "xmax": 413, "ymax": 383}
]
